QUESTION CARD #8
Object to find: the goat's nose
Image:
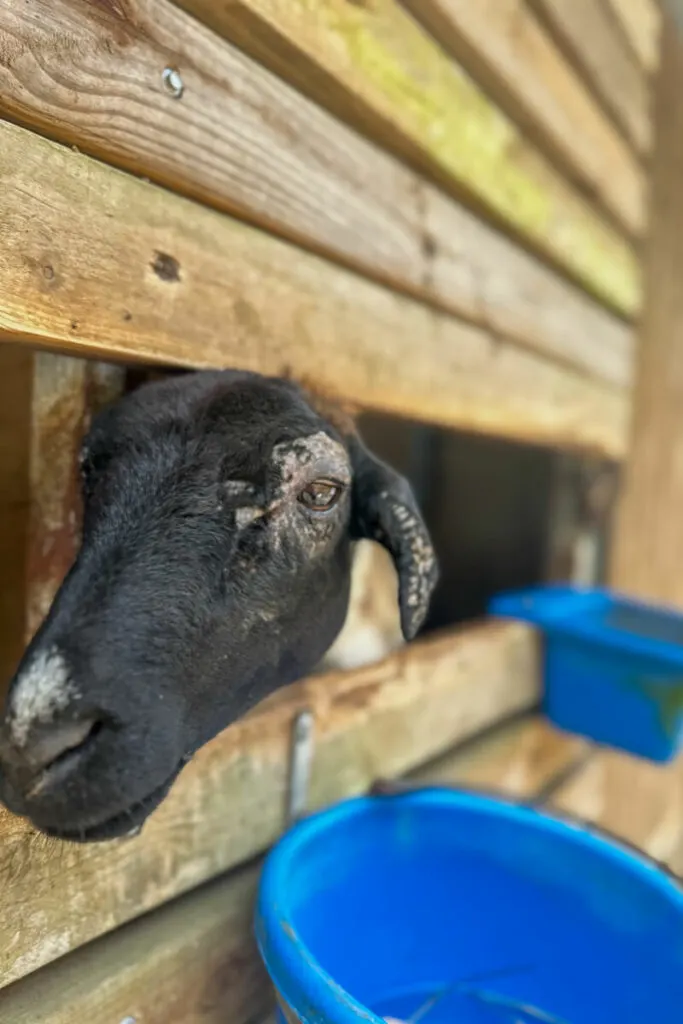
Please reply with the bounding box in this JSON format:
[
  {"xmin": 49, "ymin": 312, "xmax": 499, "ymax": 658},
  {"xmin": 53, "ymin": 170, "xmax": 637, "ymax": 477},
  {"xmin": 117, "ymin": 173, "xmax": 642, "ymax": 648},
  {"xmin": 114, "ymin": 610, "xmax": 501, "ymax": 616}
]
[
  {"xmin": 1, "ymin": 645, "xmax": 104, "ymax": 795},
  {"xmin": 0, "ymin": 715, "xmax": 102, "ymax": 800},
  {"xmin": 21, "ymin": 717, "xmax": 100, "ymax": 773}
]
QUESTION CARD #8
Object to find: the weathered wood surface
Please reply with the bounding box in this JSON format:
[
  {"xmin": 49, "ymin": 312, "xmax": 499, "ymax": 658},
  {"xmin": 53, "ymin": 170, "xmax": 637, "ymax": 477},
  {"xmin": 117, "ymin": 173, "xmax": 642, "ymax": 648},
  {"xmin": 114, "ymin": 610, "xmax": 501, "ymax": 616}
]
[
  {"xmin": 0, "ymin": 862, "xmax": 271, "ymax": 1024},
  {"xmin": 4, "ymin": 709, "xmax": 680, "ymax": 1021},
  {"xmin": 412, "ymin": 713, "xmax": 683, "ymax": 875},
  {"xmin": 0, "ymin": 347, "xmax": 32, "ymax": 686},
  {"xmin": 550, "ymin": 748, "xmax": 683, "ymax": 872},
  {"xmin": 0, "ymin": 622, "xmax": 540, "ymax": 987},
  {"xmin": 611, "ymin": 16, "xmax": 683, "ymax": 602},
  {"xmin": 409, "ymin": 715, "xmax": 589, "ymax": 797},
  {"xmin": 528, "ymin": 0, "xmax": 651, "ymax": 153},
  {"xmin": 25, "ymin": 355, "xmax": 125, "ymax": 642},
  {"xmin": 174, "ymin": 0, "xmax": 640, "ymax": 314},
  {"xmin": 0, "ymin": 715, "xmax": 581, "ymax": 1022},
  {"xmin": 0, "ymin": 122, "xmax": 631, "ymax": 455},
  {"xmin": 401, "ymin": 0, "xmax": 645, "ymax": 234},
  {"xmin": 0, "ymin": 0, "xmax": 634, "ymax": 388},
  {"xmin": 603, "ymin": 0, "xmax": 662, "ymax": 72}
]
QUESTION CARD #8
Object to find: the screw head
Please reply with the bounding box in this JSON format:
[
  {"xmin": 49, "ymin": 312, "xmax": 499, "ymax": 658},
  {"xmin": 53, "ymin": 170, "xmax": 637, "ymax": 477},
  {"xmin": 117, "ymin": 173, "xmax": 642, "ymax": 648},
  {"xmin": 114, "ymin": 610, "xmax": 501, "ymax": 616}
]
[
  {"xmin": 120, "ymin": 1018, "xmax": 136, "ymax": 1024},
  {"xmin": 162, "ymin": 66, "xmax": 184, "ymax": 99}
]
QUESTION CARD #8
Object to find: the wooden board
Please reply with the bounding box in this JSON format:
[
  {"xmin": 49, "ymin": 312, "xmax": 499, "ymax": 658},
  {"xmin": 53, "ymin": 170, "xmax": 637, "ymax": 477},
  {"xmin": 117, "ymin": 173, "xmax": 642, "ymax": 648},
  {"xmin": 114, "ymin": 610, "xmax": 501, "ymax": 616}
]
[
  {"xmin": 528, "ymin": 0, "xmax": 651, "ymax": 153},
  {"xmin": 610, "ymin": 15, "xmax": 683, "ymax": 602},
  {"xmin": 25, "ymin": 355, "xmax": 125, "ymax": 641},
  {"xmin": 603, "ymin": 0, "xmax": 662, "ymax": 72},
  {"xmin": 550, "ymin": 748, "xmax": 683, "ymax": 872},
  {"xmin": 0, "ymin": 0, "xmax": 634, "ymax": 388},
  {"xmin": 0, "ymin": 121, "xmax": 631, "ymax": 456},
  {"xmin": 174, "ymin": 0, "xmax": 640, "ymax": 315},
  {"xmin": 413, "ymin": 710, "xmax": 683, "ymax": 875},
  {"xmin": 400, "ymin": 0, "xmax": 645, "ymax": 234},
  {"xmin": 0, "ymin": 346, "xmax": 32, "ymax": 685},
  {"xmin": 0, "ymin": 862, "xmax": 271, "ymax": 1024},
  {"xmin": 4, "ymin": 712, "xmax": 680, "ymax": 1022},
  {"xmin": 409, "ymin": 715, "xmax": 589, "ymax": 797},
  {"xmin": 0, "ymin": 719, "xmax": 584, "ymax": 1023},
  {"xmin": 0, "ymin": 621, "xmax": 540, "ymax": 986}
]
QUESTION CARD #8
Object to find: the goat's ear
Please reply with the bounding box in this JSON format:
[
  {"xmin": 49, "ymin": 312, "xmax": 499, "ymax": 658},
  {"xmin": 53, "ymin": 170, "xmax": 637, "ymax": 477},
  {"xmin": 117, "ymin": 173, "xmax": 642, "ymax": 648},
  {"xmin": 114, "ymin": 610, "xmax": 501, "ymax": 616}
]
[{"xmin": 348, "ymin": 436, "xmax": 438, "ymax": 641}]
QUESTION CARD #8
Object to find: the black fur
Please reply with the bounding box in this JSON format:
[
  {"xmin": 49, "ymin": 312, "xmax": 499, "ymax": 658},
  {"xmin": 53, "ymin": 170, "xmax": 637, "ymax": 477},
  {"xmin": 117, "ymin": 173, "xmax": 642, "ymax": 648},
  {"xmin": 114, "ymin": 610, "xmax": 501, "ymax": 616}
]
[{"xmin": 0, "ymin": 371, "xmax": 436, "ymax": 841}]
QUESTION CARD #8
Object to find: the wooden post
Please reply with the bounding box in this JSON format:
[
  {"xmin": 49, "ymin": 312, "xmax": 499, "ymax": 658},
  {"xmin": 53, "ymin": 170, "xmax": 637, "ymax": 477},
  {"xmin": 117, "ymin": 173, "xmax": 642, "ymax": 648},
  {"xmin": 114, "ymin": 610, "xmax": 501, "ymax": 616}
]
[
  {"xmin": 25, "ymin": 354, "xmax": 125, "ymax": 642},
  {"xmin": 608, "ymin": 9, "xmax": 683, "ymax": 838},
  {"xmin": 0, "ymin": 347, "xmax": 33, "ymax": 683},
  {"xmin": 545, "ymin": 454, "xmax": 618, "ymax": 588},
  {"xmin": 610, "ymin": 13, "xmax": 683, "ymax": 604}
]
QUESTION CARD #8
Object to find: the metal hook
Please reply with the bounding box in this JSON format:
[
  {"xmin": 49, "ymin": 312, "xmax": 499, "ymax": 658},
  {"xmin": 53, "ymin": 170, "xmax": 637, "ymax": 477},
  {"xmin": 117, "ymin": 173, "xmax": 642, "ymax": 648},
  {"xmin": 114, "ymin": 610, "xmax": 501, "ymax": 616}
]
[{"xmin": 287, "ymin": 709, "xmax": 314, "ymax": 826}]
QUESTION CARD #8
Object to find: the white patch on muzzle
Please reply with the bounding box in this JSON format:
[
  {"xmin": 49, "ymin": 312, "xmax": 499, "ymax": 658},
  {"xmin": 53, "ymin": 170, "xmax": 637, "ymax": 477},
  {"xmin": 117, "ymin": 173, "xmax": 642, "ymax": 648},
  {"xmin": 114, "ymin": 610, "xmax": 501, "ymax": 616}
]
[{"xmin": 8, "ymin": 647, "xmax": 75, "ymax": 747}]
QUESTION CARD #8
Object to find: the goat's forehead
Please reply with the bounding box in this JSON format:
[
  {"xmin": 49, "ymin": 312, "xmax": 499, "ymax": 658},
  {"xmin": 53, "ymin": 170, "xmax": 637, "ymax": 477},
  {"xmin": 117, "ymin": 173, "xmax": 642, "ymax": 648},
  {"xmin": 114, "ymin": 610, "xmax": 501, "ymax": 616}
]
[{"xmin": 271, "ymin": 430, "xmax": 350, "ymax": 481}]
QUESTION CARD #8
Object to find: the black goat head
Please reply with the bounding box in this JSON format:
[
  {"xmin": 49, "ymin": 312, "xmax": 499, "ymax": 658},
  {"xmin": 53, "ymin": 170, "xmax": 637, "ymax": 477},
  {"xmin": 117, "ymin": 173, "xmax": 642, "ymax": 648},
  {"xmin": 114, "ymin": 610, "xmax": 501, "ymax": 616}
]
[{"xmin": 0, "ymin": 370, "xmax": 437, "ymax": 841}]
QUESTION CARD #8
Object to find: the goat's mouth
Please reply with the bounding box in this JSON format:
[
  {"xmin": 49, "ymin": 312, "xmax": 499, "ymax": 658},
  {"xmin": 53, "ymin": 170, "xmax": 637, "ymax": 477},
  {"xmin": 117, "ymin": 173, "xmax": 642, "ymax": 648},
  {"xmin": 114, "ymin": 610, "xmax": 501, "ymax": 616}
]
[{"xmin": 40, "ymin": 761, "xmax": 185, "ymax": 843}]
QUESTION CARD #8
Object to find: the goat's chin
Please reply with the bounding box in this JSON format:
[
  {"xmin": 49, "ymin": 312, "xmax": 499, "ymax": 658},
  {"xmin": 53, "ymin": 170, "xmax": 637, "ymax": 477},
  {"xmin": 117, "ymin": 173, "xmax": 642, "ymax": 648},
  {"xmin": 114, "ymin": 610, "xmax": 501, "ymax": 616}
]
[{"xmin": 33, "ymin": 761, "xmax": 186, "ymax": 844}]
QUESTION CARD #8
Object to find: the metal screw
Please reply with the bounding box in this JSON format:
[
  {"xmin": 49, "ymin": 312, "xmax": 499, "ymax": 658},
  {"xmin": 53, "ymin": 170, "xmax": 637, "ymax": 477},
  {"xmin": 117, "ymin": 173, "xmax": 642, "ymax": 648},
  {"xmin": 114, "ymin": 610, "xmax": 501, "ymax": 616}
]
[
  {"xmin": 162, "ymin": 66, "xmax": 184, "ymax": 99},
  {"xmin": 120, "ymin": 1018, "xmax": 136, "ymax": 1024}
]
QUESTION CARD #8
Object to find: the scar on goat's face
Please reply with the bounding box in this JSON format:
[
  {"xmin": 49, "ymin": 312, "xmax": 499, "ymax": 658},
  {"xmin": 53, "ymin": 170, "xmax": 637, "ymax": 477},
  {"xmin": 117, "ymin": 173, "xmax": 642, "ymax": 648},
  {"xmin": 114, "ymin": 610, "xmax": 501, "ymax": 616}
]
[
  {"xmin": 226, "ymin": 432, "xmax": 351, "ymax": 538},
  {"xmin": 0, "ymin": 371, "xmax": 438, "ymax": 843}
]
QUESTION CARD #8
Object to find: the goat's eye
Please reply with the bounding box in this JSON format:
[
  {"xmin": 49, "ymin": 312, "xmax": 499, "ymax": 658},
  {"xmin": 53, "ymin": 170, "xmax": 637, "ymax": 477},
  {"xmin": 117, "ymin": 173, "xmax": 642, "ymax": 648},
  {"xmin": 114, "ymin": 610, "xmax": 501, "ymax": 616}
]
[{"xmin": 298, "ymin": 480, "xmax": 342, "ymax": 512}]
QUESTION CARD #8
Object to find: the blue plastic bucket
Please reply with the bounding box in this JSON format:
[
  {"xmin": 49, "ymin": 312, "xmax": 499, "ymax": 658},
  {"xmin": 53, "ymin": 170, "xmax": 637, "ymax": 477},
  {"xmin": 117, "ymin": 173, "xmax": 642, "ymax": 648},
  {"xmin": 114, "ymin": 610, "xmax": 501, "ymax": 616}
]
[
  {"xmin": 256, "ymin": 790, "xmax": 683, "ymax": 1023},
  {"xmin": 490, "ymin": 585, "xmax": 683, "ymax": 761}
]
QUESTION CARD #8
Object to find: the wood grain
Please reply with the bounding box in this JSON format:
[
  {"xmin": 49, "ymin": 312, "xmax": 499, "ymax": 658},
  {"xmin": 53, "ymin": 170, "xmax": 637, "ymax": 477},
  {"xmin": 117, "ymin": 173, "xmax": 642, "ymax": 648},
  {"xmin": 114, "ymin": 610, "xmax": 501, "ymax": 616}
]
[
  {"xmin": 0, "ymin": 621, "xmax": 540, "ymax": 987},
  {"xmin": 401, "ymin": 0, "xmax": 645, "ymax": 234},
  {"xmin": 409, "ymin": 715, "xmax": 589, "ymax": 797},
  {"xmin": 529, "ymin": 0, "xmax": 651, "ymax": 152},
  {"xmin": 25, "ymin": 355, "xmax": 125, "ymax": 641},
  {"xmin": 174, "ymin": 0, "xmax": 640, "ymax": 315},
  {"xmin": 0, "ymin": 122, "xmax": 631, "ymax": 456},
  {"xmin": 4, "ymin": 710, "xmax": 679, "ymax": 1020},
  {"xmin": 603, "ymin": 0, "xmax": 662, "ymax": 72},
  {"xmin": 550, "ymin": 748, "xmax": 683, "ymax": 872},
  {"xmin": 0, "ymin": 0, "xmax": 634, "ymax": 387},
  {"xmin": 0, "ymin": 861, "xmax": 271, "ymax": 1024},
  {"xmin": 610, "ymin": 16, "xmax": 683, "ymax": 601},
  {"xmin": 0, "ymin": 347, "xmax": 32, "ymax": 686}
]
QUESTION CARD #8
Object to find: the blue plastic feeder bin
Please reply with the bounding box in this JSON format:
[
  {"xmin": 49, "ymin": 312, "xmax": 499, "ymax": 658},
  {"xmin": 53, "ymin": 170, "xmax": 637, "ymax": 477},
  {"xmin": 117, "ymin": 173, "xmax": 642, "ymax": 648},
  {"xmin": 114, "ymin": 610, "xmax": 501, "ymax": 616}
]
[
  {"xmin": 256, "ymin": 791, "xmax": 683, "ymax": 1023},
  {"xmin": 490, "ymin": 585, "xmax": 683, "ymax": 762}
]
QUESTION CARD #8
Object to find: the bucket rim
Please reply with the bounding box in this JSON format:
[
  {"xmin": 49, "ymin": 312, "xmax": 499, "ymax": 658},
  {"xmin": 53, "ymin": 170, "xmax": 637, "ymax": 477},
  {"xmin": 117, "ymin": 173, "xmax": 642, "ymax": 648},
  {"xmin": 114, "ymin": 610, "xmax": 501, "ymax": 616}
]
[{"xmin": 255, "ymin": 787, "xmax": 683, "ymax": 1024}]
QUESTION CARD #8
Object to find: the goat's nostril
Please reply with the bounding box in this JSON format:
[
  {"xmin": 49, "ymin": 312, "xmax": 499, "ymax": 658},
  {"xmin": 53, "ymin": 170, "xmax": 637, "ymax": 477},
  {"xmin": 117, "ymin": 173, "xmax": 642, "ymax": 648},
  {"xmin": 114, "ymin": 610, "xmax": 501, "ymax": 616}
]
[{"xmin": 25, "ymin": 716, "xmax": 103, "ymax": 774}]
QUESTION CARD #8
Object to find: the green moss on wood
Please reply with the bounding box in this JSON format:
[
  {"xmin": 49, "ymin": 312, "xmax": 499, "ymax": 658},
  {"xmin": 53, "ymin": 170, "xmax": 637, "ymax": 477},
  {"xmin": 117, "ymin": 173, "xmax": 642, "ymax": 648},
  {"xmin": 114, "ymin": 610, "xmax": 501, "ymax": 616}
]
[{"xmin": 247, "ymin": 0, "xmax": 640, "ymax": 315}]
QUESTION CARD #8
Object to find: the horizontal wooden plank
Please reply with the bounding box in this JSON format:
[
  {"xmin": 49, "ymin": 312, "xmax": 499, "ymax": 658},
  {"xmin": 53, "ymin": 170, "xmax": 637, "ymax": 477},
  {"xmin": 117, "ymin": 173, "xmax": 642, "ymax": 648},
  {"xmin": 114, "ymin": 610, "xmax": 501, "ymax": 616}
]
[
  {"xmin": 604, "ymin": 0, "xmax": 662, "ymax": 72},
  {"xmin": 0, "ymin": 621, "xmax": 539, "ymax": 987},
  {"xmin": 549, "ymin": 748, "xmax": 683, "ymax": 872},
  {"xmin": 0, "ymin": 0, "xmax": 634, "ymax": 388},
  {"xmin": 174, "ymin": 0, "xmax": 640, "ymax": 315},
  {"xmin": 7, "ymin": 729, "xmax": 680, "ymax": 1024},
  {"xmin": 409, "ymin": 715, "xmax": 589, "ymax": 797},
  {"xmin": 0, "ymin": 122, "xmax": 631, "ymax": 455},
  {"xmin": 0, "ymin": 862, "xmax": 271, "ymax": 1024},
  {"xmin": 413, "ymin": 713, "xmax": 683, "ymax": 876},
  {"xmin": 528, "ymin": 0, "xmax": 652, "ymax": 153},
  {"xmin": 401, "ymin": 0, "xmax": 645, "ymax": 234},
  {"xmin": 423, "ymin": 188, "xmax": 634, "ymax": 389},
  {"xmin": 0, "ymin": 716, "xmax": 583, "ymax": 1021}
]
